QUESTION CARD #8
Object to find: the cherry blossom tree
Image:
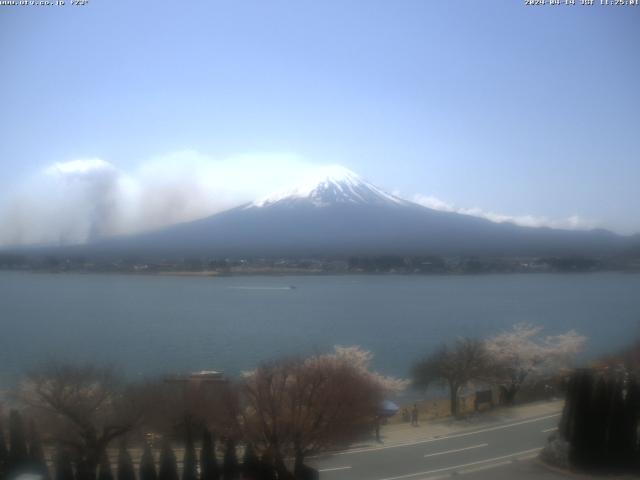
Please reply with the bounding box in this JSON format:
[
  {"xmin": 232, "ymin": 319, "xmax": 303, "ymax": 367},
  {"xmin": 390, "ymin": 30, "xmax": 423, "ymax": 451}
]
[
  {"xmin": 485, "ymin": 324, "xmax": 586, "ymax": 404},
  {"xmin": 241, "ymin": 346, "xmax": 407, "ymax": 477},
  {"xmin": 307, "ymin": 346, "xmax": 409, "ymax": 394}
]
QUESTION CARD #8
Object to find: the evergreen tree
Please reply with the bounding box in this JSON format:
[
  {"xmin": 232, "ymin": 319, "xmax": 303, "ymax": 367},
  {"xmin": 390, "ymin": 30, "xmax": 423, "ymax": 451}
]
[
  {"xmin": 199, "ymin": 428, "xmax": 218, "ymax": 480},
  {"xmin": 8, "ymin": 409, "xmax": 29, "ymax": 476},
  {"xmin": 560, "ymin": 369, "xmax": 640, "ymax": 472},
  {"xmin": 607, "ymin": 379, "xmax": 628, "ymax": 468},
  {"xmin": 98, "ymin": 451, "xmax": 114, "ymax": 480},
  {"xmin": 157, "ymin": 441, "xmax": 178, "ymax": 480},
  {"xmin": 117, "ymin": 446, "xmax": 136, "ymax": 480},
  {"xmin": 139, "ymin": 444, "xmax": 157, "ymax": 480},
  {"xmin": 257, "ymin": 453, "xmax": 276, "ymax": 480},
  {"xmin": 0, "ymin": 416, "xmax": 8, "ymax": 480},
  {"xmin": 559, "ymin": 373, "xmax": 576, "ymax": 440},
  {"xmin": 222, "ymin": 439, "xmax": 238, "ymax": 480},
  {"xmin": 566, "ymin": 370, "xmax": 594, "ymax": 467},
  {"xmin": 241, "ymin": 444, "xmax": 259, "ymax": 480},
  {"xmin": 625, "ymin": 377, "xmax": 640, "ymax": 468},
  {"xmin": 183, "ymin": 428, "xmax": 197, "ymax": 480},
  {"xmin": 587, "ymin": 377, "xmax": 609, "ymax": 468},
  {"xmin": 28, "ymin": 421, "xmax": 50, "ymax": 480},
  {"xmin": 54, "ymin": 447, "xmax": 75, "ymax": 480},
  {"xmin": 76, "ymin": 455, "xmax": 93, "ymax": 480}
]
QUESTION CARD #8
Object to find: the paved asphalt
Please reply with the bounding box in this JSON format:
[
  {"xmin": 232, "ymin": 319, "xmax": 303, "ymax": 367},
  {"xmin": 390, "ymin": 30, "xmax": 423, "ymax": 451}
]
[{"xmin": 309, "ymin": 413, "xmax": 563, "ymax": 480}]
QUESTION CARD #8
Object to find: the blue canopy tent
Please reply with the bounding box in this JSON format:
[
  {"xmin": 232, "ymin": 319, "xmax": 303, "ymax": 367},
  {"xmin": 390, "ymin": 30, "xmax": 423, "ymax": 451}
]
[{"xmin": 379, "ymin": 400, "xmax": 400, "ymax": 418}]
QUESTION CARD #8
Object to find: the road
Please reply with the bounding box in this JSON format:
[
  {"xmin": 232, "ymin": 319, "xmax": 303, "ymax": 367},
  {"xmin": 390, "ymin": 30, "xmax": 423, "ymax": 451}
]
[{"xmin": 309, "ymin": 413, "xmax": 562, "ymax": 480}]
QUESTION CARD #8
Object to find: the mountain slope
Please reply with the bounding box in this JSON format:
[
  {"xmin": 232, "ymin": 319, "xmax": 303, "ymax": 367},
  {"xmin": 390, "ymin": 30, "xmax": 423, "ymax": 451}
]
[
  {"xmin": 81, "ymin": 166, "xmax": 628, "ymax": 259},
  {"xmin": 248, "ymin": 165, "xmax": 408, "ymax": 208}
]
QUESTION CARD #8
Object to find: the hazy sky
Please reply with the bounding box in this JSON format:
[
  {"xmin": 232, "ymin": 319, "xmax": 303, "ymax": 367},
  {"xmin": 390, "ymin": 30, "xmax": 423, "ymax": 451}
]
[{"xmin": 1, "ymin": 0, "xmax": 639, "ymax": 245}]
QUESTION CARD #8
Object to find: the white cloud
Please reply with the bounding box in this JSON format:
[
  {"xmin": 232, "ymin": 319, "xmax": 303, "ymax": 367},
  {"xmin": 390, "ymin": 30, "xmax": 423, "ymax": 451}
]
[
  {"xmin": 45, "ymin": 158, "xmax": 117, "ymax": 176},
  {"xmin": 0, "ymin": 154, "xmax": 604, "ymax": 247},
  {"xmin": 411, "ymin": 194, "xmax": 597, "ymax": 231},
  {"xmin": 0, "ymin": 151, "xmax": 318, "ymax": 247}
]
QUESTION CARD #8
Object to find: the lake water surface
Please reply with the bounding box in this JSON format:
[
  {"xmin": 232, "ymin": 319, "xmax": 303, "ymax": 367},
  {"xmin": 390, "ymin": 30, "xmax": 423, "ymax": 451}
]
[{"xmin": 1, "ymin": 271, "xmax": 639, "ymax": 386}]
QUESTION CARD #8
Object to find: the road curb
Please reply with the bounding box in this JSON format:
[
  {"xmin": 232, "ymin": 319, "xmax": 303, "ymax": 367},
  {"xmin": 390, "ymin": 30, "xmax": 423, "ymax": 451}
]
[{"xmin": 310, "ymin": 410, "xmax": 562, "ymax": 459}]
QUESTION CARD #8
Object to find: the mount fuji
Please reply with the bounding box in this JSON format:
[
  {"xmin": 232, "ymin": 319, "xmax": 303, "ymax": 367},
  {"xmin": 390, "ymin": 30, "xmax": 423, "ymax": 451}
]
[
  {"xmin": 248, "ymin": 165, "xmax": 409, "ymax": 209},
  {"xmin": 80, "ymin": 165, "xmax": 628, "ymax": 259}
]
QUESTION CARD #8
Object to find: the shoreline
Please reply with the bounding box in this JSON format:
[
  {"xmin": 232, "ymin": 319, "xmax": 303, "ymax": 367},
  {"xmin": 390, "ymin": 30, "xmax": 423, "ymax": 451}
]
[{"xmin": 1, "ymin": 268, "xmax": 639, "ymax": 277}]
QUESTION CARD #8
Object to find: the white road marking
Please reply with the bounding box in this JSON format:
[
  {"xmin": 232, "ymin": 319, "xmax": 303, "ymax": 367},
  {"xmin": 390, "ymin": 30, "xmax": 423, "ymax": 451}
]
[
  {"xmin": 318, "ymin": 413, "xmax": 561, "ymax": 457},
  {"xmin": 423, "ymin": 443, "xmax": 488, "ymax": 458},
  {"xmin": 542, "ymin": 427, "xmax": 558, "ymax": 433},
  {"xmin": 410, "ymin": 451, "xmax": 543, "ymax": 479},
  {"xmin": 456, "ymin": 460, "xmax": 511, "ymax": 475},
  {"xmin": 318, "ymin": 466, "xmax": 352, "ymax": 472},
  {"xmin": 377, "ymin": 447, "xmax": 543, "ymax": 480},
  {"xmin": 415, "ymin": 475, "xmax": 452, "ymax": 480},
  {"xmin": 227, "ymin": 286, "xmax": 293, "ymax": 290},
  {"xmin": 514, "ymin": 451, "xmax": 542, "ymax": 461}
]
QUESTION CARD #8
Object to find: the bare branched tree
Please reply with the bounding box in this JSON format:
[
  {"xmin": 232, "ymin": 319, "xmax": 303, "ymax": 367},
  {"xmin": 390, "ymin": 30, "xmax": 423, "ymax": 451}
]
[
  {"xmin": 411, "ymin": 338, "xmax": 490, "ymax": 417},
  {"xmin": 134, "ymin": 376, "xmax": 240, "ymax": 440},
  {"xmin": 18, "ymin": 362, "xmax": 144, "ymax": 480}
]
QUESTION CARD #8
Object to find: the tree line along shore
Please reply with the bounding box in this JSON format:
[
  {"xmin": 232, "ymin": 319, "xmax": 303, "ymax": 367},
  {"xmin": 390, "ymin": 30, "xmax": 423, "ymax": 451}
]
[
  {"xmin": 3, "ymin": 324, "xmax": 640, "ymax": 479},
  {"xmin": 2, "ymin": 253, "xmax": 640, "ymax": 276}
]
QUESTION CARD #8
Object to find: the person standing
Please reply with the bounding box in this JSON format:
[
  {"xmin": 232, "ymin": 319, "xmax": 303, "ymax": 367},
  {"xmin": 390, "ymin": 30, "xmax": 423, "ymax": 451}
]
[{"xmin": 411, "ymin": 404, "xmax": 419, "ymax": 426}]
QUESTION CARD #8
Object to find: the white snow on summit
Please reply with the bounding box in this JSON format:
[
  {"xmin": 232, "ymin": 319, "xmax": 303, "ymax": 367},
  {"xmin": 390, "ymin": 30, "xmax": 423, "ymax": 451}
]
[{"xmin": 248, "ymin": 165, "xmax": 407, "ymax": 208}]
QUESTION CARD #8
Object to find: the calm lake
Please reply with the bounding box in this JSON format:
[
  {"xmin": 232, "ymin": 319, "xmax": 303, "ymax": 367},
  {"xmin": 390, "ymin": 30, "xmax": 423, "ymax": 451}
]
[{"xmin": 1, "ymin": 271, "xmax": 639, "ymax": 387}]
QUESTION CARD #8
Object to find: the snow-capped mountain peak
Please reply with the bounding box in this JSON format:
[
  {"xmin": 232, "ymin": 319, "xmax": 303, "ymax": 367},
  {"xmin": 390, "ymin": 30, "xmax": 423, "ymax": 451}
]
[{"xmin": 248, "ymin": 165, "xmax": 407, "ymax": 208}]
